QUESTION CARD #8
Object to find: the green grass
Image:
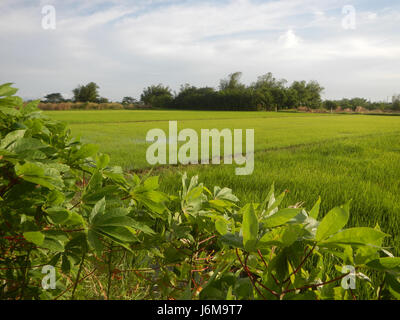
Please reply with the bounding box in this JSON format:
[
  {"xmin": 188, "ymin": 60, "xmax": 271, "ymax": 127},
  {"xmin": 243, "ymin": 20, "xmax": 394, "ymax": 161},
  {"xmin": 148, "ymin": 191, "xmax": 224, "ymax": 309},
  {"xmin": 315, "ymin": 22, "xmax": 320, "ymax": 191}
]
[{"xmin": 46, "ymin": 109, "xmax": 400, "ymax": 257}]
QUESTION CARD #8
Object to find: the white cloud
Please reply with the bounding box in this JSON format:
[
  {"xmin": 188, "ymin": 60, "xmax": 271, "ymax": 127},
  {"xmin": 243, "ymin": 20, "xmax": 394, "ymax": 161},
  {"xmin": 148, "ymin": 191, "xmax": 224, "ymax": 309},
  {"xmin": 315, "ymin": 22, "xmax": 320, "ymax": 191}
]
[{"xmin": 279, "ymin": 29, "xmax": 302, "ymax": 48}]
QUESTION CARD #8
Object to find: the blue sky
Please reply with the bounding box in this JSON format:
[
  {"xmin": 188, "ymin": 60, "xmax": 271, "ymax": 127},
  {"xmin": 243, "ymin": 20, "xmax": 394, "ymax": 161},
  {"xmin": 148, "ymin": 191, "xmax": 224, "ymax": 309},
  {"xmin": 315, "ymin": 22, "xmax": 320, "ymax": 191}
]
[{"xmin": 0, "ymin": 0, "xmax": 399, "ymax": 101}]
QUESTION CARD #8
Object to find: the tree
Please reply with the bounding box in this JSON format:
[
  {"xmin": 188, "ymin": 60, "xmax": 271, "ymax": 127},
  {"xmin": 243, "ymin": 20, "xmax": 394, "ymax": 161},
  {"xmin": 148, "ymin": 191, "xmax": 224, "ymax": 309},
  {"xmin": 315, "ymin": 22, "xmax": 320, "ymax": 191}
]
[
  {"xmin": 73, "ymin": 82, "xmax": 100, "ymax": 102},
  {"xmin": 43, "ymin": 93, "xmax": 64, "ymax": 103},
  {"xmin": 140, "ymin": 84, "xmax": 173, "ymax": 108},
  {"xmin": 251, "ymin": 73, "xmax": 288, "ymax": 110},
  {"xmin": 219, "ymin": 72, "xmax": 245, "ymax": 91},
  {"xmin": 324, "ymin": 100, "xmax": 337, "ymax": 111},
  {"xmin": 122, "ymin": 96, "xmax": 137, "ymax": 105},
  {"xmin": 306, "ymin": 81, "xmax": 324, "ymax": 109},
  {"xmin": 290, "ymin": 80, "xmax": 324, "ymax": 109},
  {"xmin": 392, "ymin": 94, "xmax": 400, "ymax": 111}
]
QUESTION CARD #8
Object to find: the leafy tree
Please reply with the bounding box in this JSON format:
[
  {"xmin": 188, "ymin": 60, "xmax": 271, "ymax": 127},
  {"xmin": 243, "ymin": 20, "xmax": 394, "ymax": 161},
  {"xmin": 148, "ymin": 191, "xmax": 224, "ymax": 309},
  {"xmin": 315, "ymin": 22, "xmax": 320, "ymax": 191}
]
[
  {"xmin": 251, "ymin": 73, "xmax": 288, "ymax": 110},
  {"xmin": 219, "ymin": 72, "xmax": 245, "ymax": 91},
  {"xmin": 97, "ymin": 97, "xmax": 109, "ymax": 104},
  {"xmin": 72, "ymin": 82, "xmax": 100, "ymax": 103},
  {"xmin": 140, "ymin": 84, "xmax": 173, "ymax": 108},
  {"xmin": 324, "ymin": 100, "xmax": 337, "ymax": 111},
  {"xmin": 306, "ymin": 81, "xmax": 324, "ymax": 109},
  {"xmin": 392, "ymin": 94, "xmax": 400, "ymax": 111},
  {"xmin": 290, "ymin": 80, "xmax": 324, "ymax": 109},
  {"xmin": 43, "ymin": 93, "xmax": 64, "ymax": 103},
  {"xmin": 122, "ymin": 96, "xmax": 137, "ymax": 105}
]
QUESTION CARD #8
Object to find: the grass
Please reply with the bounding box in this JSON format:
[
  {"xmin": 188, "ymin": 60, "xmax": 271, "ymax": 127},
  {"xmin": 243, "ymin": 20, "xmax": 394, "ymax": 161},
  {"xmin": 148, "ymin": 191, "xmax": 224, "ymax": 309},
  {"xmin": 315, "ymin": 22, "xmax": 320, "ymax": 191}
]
[{"xmin": 46, "ymin": 109, "xmax": 400, "ymax": 280}]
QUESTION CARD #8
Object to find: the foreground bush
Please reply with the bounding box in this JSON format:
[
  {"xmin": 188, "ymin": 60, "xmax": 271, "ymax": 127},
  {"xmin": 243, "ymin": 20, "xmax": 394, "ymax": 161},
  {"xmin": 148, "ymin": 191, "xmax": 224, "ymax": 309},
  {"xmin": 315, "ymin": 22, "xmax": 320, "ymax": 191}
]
[{"xmin": 1, "ymin": 83, "xmax": 400, "ymax": 300}]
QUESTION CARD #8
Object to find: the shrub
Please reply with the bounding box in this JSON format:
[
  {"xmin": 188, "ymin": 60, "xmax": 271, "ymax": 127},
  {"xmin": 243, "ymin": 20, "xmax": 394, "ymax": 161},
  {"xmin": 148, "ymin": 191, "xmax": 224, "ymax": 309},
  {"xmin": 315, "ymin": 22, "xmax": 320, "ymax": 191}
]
[{"xmin": 1, "ymin": 83, "xmax": 400, "ymax": 300}]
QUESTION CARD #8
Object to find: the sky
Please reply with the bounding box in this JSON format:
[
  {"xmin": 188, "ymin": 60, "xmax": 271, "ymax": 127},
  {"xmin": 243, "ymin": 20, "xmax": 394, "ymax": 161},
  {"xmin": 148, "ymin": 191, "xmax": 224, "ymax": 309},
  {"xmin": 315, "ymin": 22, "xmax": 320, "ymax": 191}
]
[{"xmin": 0, "ymin": 0, "xmax": 399, "ymax": 102}]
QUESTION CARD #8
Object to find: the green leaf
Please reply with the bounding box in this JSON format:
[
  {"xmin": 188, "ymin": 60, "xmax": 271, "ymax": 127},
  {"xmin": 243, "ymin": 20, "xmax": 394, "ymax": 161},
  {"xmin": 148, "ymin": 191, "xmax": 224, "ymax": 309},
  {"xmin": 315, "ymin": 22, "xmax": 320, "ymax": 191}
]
[
  {"xmin": 89, "ymin": 197, "xmax": 106, "ymax": 223},
  {"xmin": 96, "ymin": 153, "xmax": 110, "ymax": 169},
  {"xmin": 61, "ymin": 255, "xmax": 71, "ymax": 273},
  {"xmin": 386, "ymin": 274, "xmax": 400, "ymax": 299},
  {"xmin": 143, "ymin": 176, "xmax": 159, "ymax": 190},
  {"xmin": 242, "ymin": 204, "xmax": 258, "ymax": 252},
  {"xmin": 366, "ymin": 257, "xmax": 400, "ymax": 274},
  {"xmin": 259, "ymin": 225, "xmax": 303, "ymax": 248},
  {"xmin": 88, "ymin": 229, "xmax": 104, "ymax": 254},
  {"xmin": 214, "ymin": 186, "xmax": 239, "ymax": 203},
  {"xmin": 71, "ymin": 144, "xmax": 99, "ymax": 162},
  {"xmin": 309, "ymin": 196, "xmax": 321, "ymax": 220},
  {"xmin": 320, "ymin": 228, "xmax": 388, "ymax": 246},
  {"xmin": 46, "ymin": 207, "xmax": 71, "ymax": 224},
  {"xmin": 267, "ymin": 191, "xmax": 286, "ymax": 213},
  {"xmin": 41, "ymin": 238, "xmax": 64, "ymax": 252},
  {"xmin": 23, "ymin": 231, "xmax": 45, "ymax": 246},
  {"xmin": 220, "ymin": 233, "xmax": 244, "ymax": 249},
  {"xmin": 263, "ymin": 208, "xmax": 302, "ymax": 228},
  {"xmin": 0, "ymin": 129, "xmax": 26, "ymax": 149},
  {"xmin": 0, "ymin": 83, "xmax": 18, "ymax": 97},
  {"xmin": 64, "ymin": 211, "xmax": 85, "ymax": 226},
  {"xmin": 98, "ymin": 226, "xmax": 138, "ymax": 243},
  {"xmin": 316, "ymin": 202, "xmax": 350, "ymax": 242},
  {"xmin": 95, "ymin": 216, "xmax": 155, "ymax": 235},
  {"xmin": 215, "ymin": 219, "xmax": 229, "ymax": 235},
  {"xmin": 15, "ymin": 162, "xmax": 63, "ymax": 190}
]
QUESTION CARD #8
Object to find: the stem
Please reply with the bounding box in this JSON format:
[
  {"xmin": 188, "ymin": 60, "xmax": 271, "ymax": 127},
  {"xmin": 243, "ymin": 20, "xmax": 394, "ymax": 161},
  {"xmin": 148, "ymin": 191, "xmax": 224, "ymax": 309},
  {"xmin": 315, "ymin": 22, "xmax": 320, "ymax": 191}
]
[
  {"xmin": 257, "ymin": 249, "xmax": 280, "ymax": 286},
  {"xmin": 106, "ymin": 244, "xmax": 113, "ymax": 300},
  {"xmin": 282, "ymin": 272, "xmax": 350, "ymax": 294},
  {"xmin": 19, "ymin": 246, "xmax": 32, "ymax": 300},
  {"xmin": 236, "ymin": 249, "xmax": 278, "ymax": 299},
  {"xmin": 71, "ymin": 251, "xmax": 86, "ymax": 300},
  {"xmin": 283, "ymin": 243, "xmax": 316, "ymax": 284}
]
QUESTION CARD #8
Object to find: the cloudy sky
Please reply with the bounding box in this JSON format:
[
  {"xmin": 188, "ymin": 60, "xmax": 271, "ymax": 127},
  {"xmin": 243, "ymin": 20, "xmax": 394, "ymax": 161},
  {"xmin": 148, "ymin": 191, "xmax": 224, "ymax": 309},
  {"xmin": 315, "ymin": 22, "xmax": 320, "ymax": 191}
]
[{"xmin": 0, "ymin": 0, "xmax": 399, "ymax": 101}]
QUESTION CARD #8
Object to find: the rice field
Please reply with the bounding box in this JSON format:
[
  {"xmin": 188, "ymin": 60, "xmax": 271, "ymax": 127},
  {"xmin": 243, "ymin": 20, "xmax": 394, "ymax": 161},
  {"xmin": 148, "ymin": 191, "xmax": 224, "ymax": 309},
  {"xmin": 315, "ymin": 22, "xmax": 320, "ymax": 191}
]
[{"xmin": 46, "ymin": 110, "xmax": 400, "ymax": 256}]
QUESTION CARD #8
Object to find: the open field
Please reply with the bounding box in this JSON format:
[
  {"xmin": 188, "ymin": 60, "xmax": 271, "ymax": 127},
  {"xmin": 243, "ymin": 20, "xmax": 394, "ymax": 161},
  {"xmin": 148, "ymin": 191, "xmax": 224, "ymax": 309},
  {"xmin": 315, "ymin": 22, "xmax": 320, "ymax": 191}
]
[{"xmin": 46, "ymin": 110, "xmax": 400, "ymax": 258}]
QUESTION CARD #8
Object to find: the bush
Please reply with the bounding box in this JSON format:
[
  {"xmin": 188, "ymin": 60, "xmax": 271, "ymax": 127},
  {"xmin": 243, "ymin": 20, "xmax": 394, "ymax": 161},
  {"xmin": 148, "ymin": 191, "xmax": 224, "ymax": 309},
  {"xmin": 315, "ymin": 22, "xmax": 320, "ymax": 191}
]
[{"xmin": 1, "ymin": 83, "xmax": 400, "ymax": 300}]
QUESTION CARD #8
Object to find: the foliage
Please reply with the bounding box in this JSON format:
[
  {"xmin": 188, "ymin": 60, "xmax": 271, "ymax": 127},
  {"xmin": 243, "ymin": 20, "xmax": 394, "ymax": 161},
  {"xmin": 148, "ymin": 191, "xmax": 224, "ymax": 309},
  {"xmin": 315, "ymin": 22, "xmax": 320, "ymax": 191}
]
[
  {"xmin": 161, "ymin": 72, "xmax": 324, "ymax": 111},
  {"xmin": 1, "ymin": 83, "xmax": 400, "ymax": 300},
  {"xmin": 140, "ymin": 85, "xmax": 173, "ymax": 108},
  {"xmin": 393, "ymin": 95, "xmax": 400, "ymax": 111},
  {"xmin": 72, "ymin": 82, "xmax": 100, "ymax": 103},
  {"xmin": 122, "ymin": 97, "xmax": 137, "ymax": 105},
  {"xmin": 42, "ymin": 93, "xmax": 65, "ymax": 104}
]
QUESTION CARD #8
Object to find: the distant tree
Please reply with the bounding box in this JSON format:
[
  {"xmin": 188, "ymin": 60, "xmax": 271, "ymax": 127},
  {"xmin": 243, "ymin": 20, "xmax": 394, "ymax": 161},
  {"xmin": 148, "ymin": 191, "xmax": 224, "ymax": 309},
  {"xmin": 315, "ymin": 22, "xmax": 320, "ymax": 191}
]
[
  {"xmin": 122, "ymin": 96, "xmax": 137, "ymax": 105},
  {"xmin": 98, "ymin": 97, "xmax": 109, "ymax": 104},
  {"xmin": 306, "ymin": 81, "xmax": 324, "ymax": 109},
  {"xmin": 285, "ymin": 88, "xmax": 299, "ymax": 109},
  {"xmin": 290, "ymin": 81, "xmax": 308, "ymax": 107},
  {"xmin": 73, "ymin": 82, "xmax": 100, "ymax": 102},
  {"xmin": 290, "ymin": 80, "xmax": 324, "ymax": 109},
  {"xmin": 324, "ymin": 100, "xmax": 337, "ymax": 111},
  {"xmin": 43, "ymin": 93, "xmax": 64, "ymax": 103},
  {"xmin": 250, "ymin": 73, "xmax": 290, "ymax": 111},
  {"xmin": 141, "ymin": 84, "xmax": 173, "ymax": 108},
  {"xmin": 219, "ymin": 72, "xmax": 245, "ymax": 91},
  {"xmin": 392, "ymin": 94, "xmax": 400, "ymax": 111}
]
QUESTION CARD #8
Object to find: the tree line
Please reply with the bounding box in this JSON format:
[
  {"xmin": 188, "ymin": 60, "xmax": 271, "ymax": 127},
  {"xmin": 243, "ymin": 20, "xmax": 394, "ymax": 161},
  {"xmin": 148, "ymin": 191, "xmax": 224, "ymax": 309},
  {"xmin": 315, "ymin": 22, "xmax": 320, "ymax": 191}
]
[
  {"xmin": 42, "ymin": 73, "xmax": 400, "ymax": 111},
  {"xmin": 140, "ymin": 72, "xmax": 325, "ymax": 111}
]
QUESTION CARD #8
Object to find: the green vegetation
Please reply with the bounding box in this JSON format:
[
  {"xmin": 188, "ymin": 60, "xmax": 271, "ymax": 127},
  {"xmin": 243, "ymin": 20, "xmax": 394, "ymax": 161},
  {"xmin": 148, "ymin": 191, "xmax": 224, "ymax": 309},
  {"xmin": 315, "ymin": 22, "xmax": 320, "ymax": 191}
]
[
  {"xmin": 2, "ymin": 83, "xmax": 400, "ymax": 300},
  {"xmin": 47, "ymin": 109, "xmax": 400, "ymax": 258},
  {"xmin": 40, "ymin": 73, "xmax": 400, "ymax": 112}
]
